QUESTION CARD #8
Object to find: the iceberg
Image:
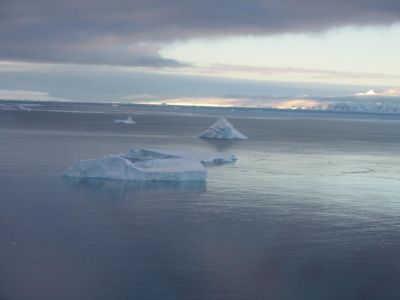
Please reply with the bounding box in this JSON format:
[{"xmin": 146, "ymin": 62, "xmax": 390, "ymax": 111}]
[
  {"xmin": 64, "ymin": 155, "xmax": 206, "ymax": 181},
  {"xmin": 64, "ymin": 148, "xmax": 237, "ymax": 182},
  {"xmin": 113, "ymin": 116, "xmax": 136, "ymax": 124},
  {"xmin": 199, "ymin": 117, "xmax": 248, "ymax": 140}
]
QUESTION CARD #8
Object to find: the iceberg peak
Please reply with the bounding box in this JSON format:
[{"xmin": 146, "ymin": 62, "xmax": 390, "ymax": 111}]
[{"xmin": 199, "ymin": 117, "xmax": 248, "ymax": 140}]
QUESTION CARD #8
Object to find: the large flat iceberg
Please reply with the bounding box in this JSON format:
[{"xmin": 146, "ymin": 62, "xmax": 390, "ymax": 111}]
[
  {"xmin": 63, "ymin": 148, "xmax": 236, "ymax": 182},
  {"xmin": 199, "ymin": 117, "xmax": 248, "ymax": 140}
]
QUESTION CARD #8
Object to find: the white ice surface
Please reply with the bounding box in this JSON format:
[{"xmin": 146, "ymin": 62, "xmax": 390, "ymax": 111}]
[
  {"xmin": 64, "ymin": 148, "xmax": 237, "ymax": 181},
  {"xmin": 64, "ymin": 154, "xmax": 206, "ymax": 181},
  {"xmin": 199, "ymin": 117, "xmax": 248, "ymax": 140},
  {"xmin": 113, "ymin": 116, "xmax": 136, "ymax": 124}
]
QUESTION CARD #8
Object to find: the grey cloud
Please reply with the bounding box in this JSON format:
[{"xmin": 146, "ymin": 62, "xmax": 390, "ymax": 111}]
[
  {"xmin": 193, "ymin": 64, "xmax": 400, "ymax": 80},
  {"xmin": 1, "ymin": 0, "xmax": 400, "ymax": 66},
  {"xmin": 0, "ymin": 64, "xmax": 369, "ymax": 102}
]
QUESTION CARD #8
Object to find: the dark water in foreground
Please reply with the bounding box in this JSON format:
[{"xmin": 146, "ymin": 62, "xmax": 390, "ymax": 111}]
[{"xmin": 1, "ymin": 109, "xmax": 400, "ymax": 299}]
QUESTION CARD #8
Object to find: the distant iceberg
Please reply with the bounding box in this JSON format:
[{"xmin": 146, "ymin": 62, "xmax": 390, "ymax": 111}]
[
  {"xmin": 113, "ymin": 116, "xmax": 136, "ymax": 124},
  {"xmin": 199, "ymin": 117, "xmax": 248, "ymax": 140},
  {"xmin": 63, "ymin": 148, "xmax": 236, "ymax": 182}
]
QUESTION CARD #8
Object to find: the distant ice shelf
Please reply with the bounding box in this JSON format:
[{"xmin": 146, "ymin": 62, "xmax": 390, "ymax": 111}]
[
  {"xmin": 199, "ymin": 117, "xmax": 248, "ymax": 140},
  {"xmin": 63, "ymin": 148, "xmax": 237, "ymax": 182},
  {"xmin": 113, "ymin": 116, "xmax": 136, "ymax": 124}
]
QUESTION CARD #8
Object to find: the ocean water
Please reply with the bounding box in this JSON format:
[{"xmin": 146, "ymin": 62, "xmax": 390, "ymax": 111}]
[{"xmin": 1, "ymin": 108, "xmax": 400, "ymax": 299}]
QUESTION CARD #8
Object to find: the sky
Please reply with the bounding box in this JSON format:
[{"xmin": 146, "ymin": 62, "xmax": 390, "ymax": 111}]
[{"xmin": 1, "ymin": 0, "xmax": 400, "ymax": 107}]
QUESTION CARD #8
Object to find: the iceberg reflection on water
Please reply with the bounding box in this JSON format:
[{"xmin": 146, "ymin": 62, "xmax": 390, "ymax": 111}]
[{"xmin": 64, "ymin": 177, "xmax": 207, "ymax": 201}]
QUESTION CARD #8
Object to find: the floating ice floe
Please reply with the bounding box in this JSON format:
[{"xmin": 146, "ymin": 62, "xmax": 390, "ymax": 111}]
[
  {"xmin": 113, "ymin": 116, "xmax": 136, "ymax": 124},
  {"xmin": 63, "ymin": 148, "xmax": 236, "ymax": 182},
  {"xmin": 199, "ymin": 117, "xmax": 248, "ymax": 140},
  {"xmin": 129, "ymin": 149, "xmax": 237, "ymax": 165},
  {"xmin": 18, "ymin": 104, "xmax": 31, "ymax": 111}
]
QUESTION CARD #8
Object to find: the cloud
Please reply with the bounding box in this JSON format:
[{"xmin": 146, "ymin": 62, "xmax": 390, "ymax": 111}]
[
  {"xmin": 0, "ymin": 90, "xmax": 63, "ymax": 101},
  {"xmin": 161, "ymin": 64, "xmax": 400, "ymax": 82},
  {"xmin": 383, "ymin": 88, "xmax": 400, "ymax": 96},
  {"xmin": 124, "ymin": 93, "xmax": 164, "ymax": 101},
  {"xmin": 0, "ymin": 61, "xmax": 52, "ymax": 73},
  {"xmin": 1, "ymin": 0, "xmax": 400, "ymax": 67}
]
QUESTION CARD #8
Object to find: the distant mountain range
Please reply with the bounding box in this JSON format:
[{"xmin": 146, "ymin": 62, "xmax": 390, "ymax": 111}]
[{"xmin": 326, "ymin": 102, "xmax": 400, "ymax": 114}]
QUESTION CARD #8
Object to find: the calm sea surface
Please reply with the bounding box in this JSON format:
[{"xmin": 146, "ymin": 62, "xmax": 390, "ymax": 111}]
[{"xmin": 1, "ymin": 108, "xmax": 400, "ymax": 299}]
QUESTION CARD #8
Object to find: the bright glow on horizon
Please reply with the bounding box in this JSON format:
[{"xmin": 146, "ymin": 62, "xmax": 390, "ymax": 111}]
[
  {"xmin": 131, "ymin": 97, "xmax": 328, "ymax": 109},
  {"xmin": 131, "ymin": 97, "xmax": 244, "ymax": 107}
]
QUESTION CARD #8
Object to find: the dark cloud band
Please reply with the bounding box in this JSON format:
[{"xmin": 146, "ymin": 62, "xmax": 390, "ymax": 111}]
[{"xmin": 1, "ymin": 0, "xmax": 400, "ymax": 66}]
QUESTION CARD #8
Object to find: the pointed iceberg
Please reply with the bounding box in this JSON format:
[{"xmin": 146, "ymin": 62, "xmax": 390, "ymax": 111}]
[{"xmin": 199, "ymin": 117, "xmax": 248, "ymax": 140}]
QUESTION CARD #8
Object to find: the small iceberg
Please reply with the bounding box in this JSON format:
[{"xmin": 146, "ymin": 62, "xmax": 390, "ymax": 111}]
[
  {"xmin": 199, "ymin": 117, "xmax": 248, "ymax": 140},
  {"xmin": 63, "ymin": 148, "xmax": 237, "ymax": 182},
  {"xmin": 113, "ymin": 116, "xmax": 136, "ymax": 124}
]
